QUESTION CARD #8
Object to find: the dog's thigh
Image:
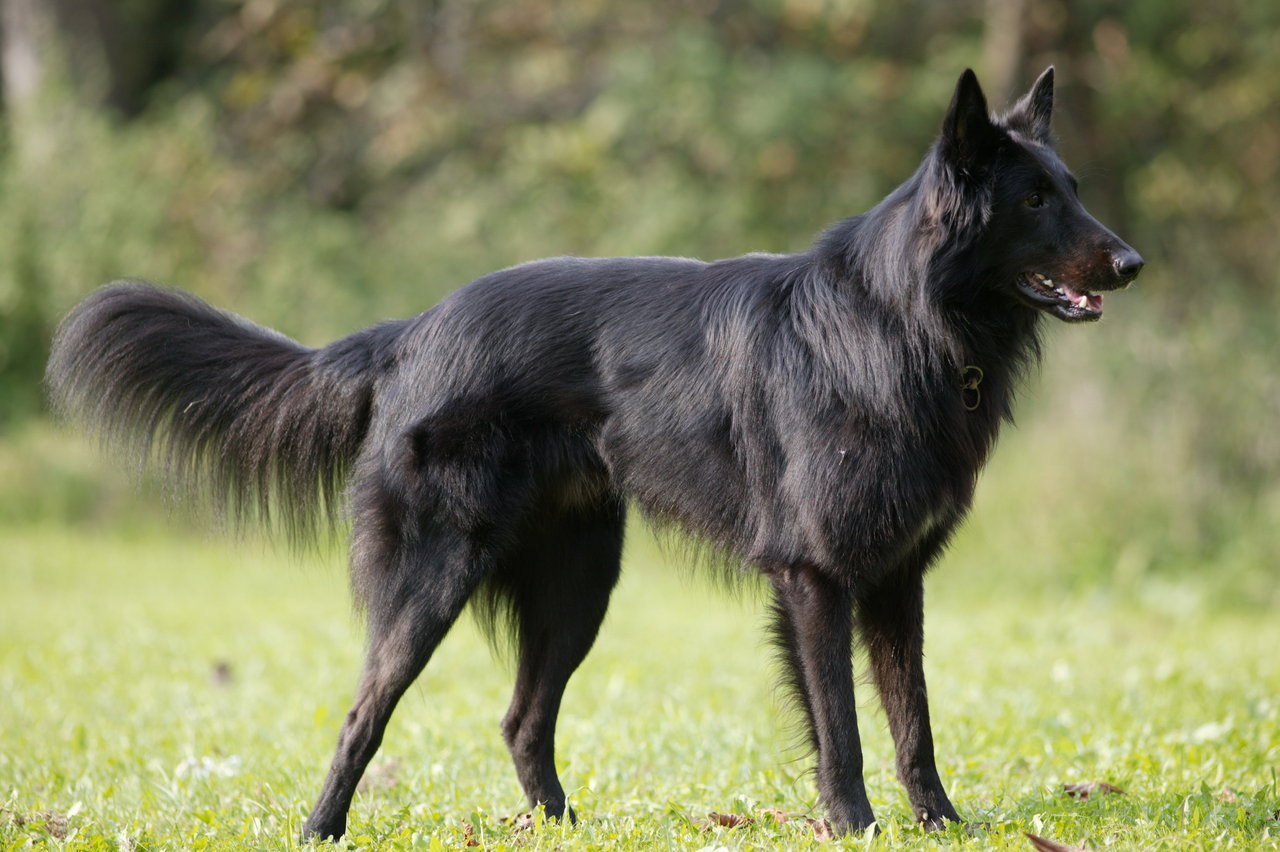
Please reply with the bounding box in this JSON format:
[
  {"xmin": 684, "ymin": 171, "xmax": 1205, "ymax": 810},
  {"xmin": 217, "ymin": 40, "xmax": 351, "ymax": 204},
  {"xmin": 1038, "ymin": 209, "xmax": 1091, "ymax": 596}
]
[{"xmin": 306, "ymin": 429, "xmax": 542, "ymax": 841}]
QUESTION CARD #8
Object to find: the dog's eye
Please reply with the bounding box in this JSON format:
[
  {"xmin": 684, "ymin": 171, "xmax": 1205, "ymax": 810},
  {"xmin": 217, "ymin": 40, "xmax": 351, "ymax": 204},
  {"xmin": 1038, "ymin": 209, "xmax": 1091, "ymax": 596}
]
[{"xmin": 1024, "ymin": 193, "xmax": 1046, "ymax": 209}]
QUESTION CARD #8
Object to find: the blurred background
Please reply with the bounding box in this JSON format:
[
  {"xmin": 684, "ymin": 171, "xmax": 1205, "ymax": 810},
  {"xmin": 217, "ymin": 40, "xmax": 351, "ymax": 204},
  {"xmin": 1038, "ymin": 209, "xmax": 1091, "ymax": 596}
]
[{"xmin": 0, "ymin": 0, "xmax": 1276, "ymax": 604}]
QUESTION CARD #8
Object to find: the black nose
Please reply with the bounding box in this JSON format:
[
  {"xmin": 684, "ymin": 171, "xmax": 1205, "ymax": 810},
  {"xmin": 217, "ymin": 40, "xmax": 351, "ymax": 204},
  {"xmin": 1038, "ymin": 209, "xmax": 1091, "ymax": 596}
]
[{"xmin": 1113, "ymin": 249, "xmax": 1144, "ymax": 282}]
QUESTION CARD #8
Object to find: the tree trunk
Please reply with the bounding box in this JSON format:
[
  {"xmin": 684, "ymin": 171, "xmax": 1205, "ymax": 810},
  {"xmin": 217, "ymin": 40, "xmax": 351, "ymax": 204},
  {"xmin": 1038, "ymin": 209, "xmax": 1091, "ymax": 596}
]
[
  {"xmin": 2, "ymin": 0, "xmax": 60, "ymax": 109},
  {"xmin": 2, "ymin": 0, "xmax": 191, "ymax": 118},
  {"xmin": 981, "ymin": 0, "xmax": 1027, "ymax": 106}
]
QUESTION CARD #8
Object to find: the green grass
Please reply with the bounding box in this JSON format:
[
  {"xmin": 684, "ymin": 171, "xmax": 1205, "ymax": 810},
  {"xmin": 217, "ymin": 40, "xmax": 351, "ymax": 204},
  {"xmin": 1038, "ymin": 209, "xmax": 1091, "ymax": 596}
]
[
  {"xmin": 2, "ymin": 526, "xmax": 1277, "ymax": 850},
  {"xmin": 1, "ymin": 425, "xmax": 1278, "ymax": 850}
]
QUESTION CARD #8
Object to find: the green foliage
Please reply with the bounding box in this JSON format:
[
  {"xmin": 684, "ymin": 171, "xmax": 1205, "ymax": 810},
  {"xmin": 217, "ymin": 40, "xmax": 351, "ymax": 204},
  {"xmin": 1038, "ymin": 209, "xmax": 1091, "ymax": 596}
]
[{"xmin": 0, "ymin": 195, "xmax": 50, "ymax": 424}]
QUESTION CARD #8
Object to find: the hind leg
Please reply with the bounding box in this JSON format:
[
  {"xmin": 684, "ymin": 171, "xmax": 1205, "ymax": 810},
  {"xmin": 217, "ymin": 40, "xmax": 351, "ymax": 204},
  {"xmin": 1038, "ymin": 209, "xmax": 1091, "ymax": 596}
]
[
  {"xmin": 302, "ymin": 532, "xmax": 491, "ymax": 841},
  {"xmin": 496, "ymin": 499, "xmax": 625, "ymax": 821},
  {"xmin": 856, "ymin": 558, "xmax": 961, "ymax": 830}
]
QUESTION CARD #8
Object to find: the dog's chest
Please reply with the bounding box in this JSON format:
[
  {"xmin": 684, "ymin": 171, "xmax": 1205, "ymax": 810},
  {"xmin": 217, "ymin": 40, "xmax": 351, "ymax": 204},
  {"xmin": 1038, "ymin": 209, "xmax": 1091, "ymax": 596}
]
[{"xmin": 791, "ymin": 398, "xmax": 996, "ymax": 573}]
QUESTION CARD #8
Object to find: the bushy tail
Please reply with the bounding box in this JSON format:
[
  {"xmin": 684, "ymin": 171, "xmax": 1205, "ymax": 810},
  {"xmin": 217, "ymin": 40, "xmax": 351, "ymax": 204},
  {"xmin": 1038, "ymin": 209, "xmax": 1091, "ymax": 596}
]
[{"xmin": 46, "ymin": 281, "xmax": 404, "ymax": 543}]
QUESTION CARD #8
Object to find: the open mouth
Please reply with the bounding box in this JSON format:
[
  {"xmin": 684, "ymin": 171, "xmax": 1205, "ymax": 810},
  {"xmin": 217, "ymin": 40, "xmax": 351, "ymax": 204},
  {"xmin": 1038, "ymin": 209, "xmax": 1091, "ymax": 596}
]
[{"xmin": 1016, "ymin": 272, "xmax": 1103, "ymax": 322}]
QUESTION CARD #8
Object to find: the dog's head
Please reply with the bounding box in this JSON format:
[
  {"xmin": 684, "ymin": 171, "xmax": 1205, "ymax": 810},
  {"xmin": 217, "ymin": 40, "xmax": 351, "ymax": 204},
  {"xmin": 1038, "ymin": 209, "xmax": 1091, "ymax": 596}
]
[{"xmin": 938, "ymin": 68, "xmax": 1143, "ymax": 322}]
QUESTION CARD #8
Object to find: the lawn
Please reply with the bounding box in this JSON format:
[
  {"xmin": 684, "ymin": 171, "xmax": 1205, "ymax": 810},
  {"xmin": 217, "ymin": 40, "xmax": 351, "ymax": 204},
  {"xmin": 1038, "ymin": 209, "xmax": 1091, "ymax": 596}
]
[{"xmin": 1, "ymin": 431, "xmax": 1278, "ymax": 850}]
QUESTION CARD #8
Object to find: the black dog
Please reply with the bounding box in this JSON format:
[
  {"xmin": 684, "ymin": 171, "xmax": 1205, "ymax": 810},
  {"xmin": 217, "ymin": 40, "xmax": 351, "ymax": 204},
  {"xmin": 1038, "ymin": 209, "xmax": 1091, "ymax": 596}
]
[{"xmin": 47, "ymin": 67, "xmax": 1141, "ymax": 839}]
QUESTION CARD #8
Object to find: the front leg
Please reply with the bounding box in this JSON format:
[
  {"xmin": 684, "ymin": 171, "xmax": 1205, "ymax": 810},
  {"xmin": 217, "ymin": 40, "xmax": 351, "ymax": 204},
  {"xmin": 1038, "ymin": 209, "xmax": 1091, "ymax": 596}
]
[
  {"xmin": 856, "ymin": 565, "xmax": 961, "ymax": 830},
  {"xmin": 769, "ymin": 565, "xmax": 875, "ymax": 834}
]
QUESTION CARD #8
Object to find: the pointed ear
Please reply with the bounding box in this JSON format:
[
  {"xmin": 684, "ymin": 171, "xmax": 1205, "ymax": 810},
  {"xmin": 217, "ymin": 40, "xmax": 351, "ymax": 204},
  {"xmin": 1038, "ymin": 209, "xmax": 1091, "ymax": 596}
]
[
  {"xmin": 942, "ymin": 69, "xmax": 1000, "ymax": 169},
  {"xmin": 1009, "ymin": 66, "xmax": 1055, "ymax": 144}
]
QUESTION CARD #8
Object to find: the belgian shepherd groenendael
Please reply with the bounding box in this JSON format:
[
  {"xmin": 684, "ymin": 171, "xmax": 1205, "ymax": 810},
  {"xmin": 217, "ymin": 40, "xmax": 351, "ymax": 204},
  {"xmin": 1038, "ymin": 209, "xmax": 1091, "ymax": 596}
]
[{"xmin": 47, "ymin": 67, "xmax": 1141, "ymax": 839}]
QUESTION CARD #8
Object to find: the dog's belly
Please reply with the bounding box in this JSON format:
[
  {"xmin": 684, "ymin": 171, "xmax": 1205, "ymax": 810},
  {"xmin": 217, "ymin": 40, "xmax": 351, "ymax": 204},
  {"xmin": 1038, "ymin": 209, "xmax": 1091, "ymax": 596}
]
[{"xmin": 595, "ymin": 415, "xmax": 751, "ymax": 547}]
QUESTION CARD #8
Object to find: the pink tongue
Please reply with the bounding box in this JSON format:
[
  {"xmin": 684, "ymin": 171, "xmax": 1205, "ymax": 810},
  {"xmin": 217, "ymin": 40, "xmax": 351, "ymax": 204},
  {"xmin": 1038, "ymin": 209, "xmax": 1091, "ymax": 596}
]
[{"xmin": 1061, "ymin": 284, "xmax": 1102, "ymax": 311}]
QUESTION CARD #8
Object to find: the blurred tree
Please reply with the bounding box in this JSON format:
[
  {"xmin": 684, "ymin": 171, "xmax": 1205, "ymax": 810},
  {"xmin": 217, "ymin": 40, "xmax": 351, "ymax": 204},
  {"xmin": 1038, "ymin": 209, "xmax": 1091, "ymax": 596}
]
[
  {"xmin": 1, "ymin": 0, "xmax": 193, "ymax": 116},
  {"xmin": 0, "ymin": 0, "xmax": 60, "ymax": 424},
  {"xmin": 0, "ymin": 0, "xmax": 195, "ymax": 423},
  {"xmin": 982, "ymin": 0, "xmax": 1029, "ymax": 104}
]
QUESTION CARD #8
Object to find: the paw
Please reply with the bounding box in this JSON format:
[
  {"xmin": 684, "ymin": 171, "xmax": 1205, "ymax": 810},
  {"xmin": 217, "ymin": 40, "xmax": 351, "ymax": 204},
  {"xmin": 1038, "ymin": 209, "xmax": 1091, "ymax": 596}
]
[
  {"xmin": 914, "ymin": 806, "xmax": 976, "ymax": 833},
  {"xmin": 300, "ymin": 816, "xmax": 346, "ymax": 844}
]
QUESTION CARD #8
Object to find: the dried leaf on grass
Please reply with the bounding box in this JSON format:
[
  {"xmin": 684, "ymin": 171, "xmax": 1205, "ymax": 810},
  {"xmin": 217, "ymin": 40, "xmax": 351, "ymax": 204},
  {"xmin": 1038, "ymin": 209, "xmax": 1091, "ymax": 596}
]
[
  {"xmin": 761, "ymin": 809, "xmax": 807, "ymax": 825},
  {"xmin": 696, "ymin": 811, "xmax": 755, "ymax": 830},
  {"xmin": 751, "ymin": 808, "xmax": 835, "ymax": 839},
  {"xmin": 1025, "ymin": 832, "xmax": 1090, "ymax": 852},
  {"xmin": 692, "ymin": 808, "xmax": 835, "ymax": 839},
  {"xmin": 4, "ymin": 809, "xmax": 71, "ymax": 840},
  {"xmin": 461, "ymin": 821, "xmax": 479, "ymax": 847},
  {"xmin": 500, "ymin": 812, "xmax": 536, "ymax": 832},
  {"xmin": 806, "ymin": 817, "xmax": 835, "ymax": 840},
  {"xmin": 1062, "ymin": 781, "xmax": 1125, "ymax": 801},
  {"xmin": 211, "ymin": 659, "xmax": 234, "ymax": 686}
]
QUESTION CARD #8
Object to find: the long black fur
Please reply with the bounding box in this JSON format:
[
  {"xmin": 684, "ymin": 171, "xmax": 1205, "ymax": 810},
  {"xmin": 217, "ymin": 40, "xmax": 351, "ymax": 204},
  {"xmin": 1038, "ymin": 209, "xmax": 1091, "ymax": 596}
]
[
  {"xmin": 47, "ymin": 283, "xmax": 410, "ymax": 543},
  {"xmin": 46, "ymin": 68, "xmax": 1141, "ymax": 839}
]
